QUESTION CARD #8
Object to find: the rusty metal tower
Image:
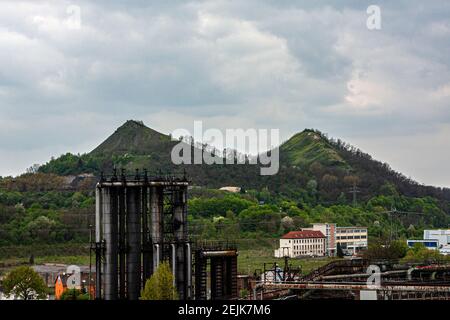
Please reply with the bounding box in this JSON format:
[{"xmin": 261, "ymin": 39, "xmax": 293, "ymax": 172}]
[{"xmin": 93, "ymin": 170, "xmax": 191, "ymax": 300}]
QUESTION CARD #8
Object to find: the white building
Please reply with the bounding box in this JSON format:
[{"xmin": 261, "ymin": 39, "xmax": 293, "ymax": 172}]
[
  {"xmin": 274, "ymin": 230, "xmax": 326, "ymax": 258},
  {"xmin": 336, "ymin": 227, "xmax": 368, "ymax": 255},
  {"xmin": 303, "ymin": 223, "xmax": 368, "ymax": 256},
  {"xmin": 307, "ymin": 223, "xmax": 337, "ymax": 256},
  {"xmin": 424, "ymin": 229, "xmax": 450, "ymax": 246},
  {"xmin": 406, "ymin": 229, "xmax": 450, "ymax": 255}
]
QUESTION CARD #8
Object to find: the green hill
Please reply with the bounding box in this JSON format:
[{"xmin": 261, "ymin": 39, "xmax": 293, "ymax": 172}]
[
  {"xmin": 91, "ymin": 120, "xmax": 172, "ymax": 156},
  {"xmin": 37, "ymin": 120, "xmax": 450, "ymax": 204},
  {"xmin": 280, "ymin": 129, "xmax": 348, "ymax": 168}
]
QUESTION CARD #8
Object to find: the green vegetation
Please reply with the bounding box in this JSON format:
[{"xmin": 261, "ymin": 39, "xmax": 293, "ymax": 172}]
[
  {"xmin": 1, "ymin": 121, "xmax": 450, "ymax": 271},
  {"xmin": 402, "ymin": 243, "xmax": 450, "ymax": 264},
  {"xmin": 2, "ymin": 266, "xmax": 47, "ymax": 300},
  {"xmin": 363, "ymin": 240, "xmax": 409, "ymax": 261},
  {"xmin": 60, "ymin": 288, "xmax": 89, "ymax": 300},
  {"xmin": 280, "ymin": 129, "xmax": 348, "ymax": 168},
  {"xmin": 237, "ymin": 248, "xmax": 337, "ymax": 275},
  {"xmin": 140, "ymin": 261, "xmax": 178, "ymax": 300}
]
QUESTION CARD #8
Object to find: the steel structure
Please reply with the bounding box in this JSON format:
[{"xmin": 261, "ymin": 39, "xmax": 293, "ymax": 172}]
[
  {"xmin": 194, "ymin": 242, "xmax": 238, "ymax": 300},
  {"xmin": 254, "ymin": 258, "xmax": 450, "ymax": 300},
  {"xmin": 93, "ymin": 170, "xmax": 191, "ymax": 300}
]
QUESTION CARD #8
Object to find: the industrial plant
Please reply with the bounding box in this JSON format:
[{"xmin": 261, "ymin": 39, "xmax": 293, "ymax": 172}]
[
  {"xmin": 93, "ymin": 169, "xmax": 238, "ymax": 300},
  {"xmin": 90, "ymin": 170, "xmax": 450, "ymax": 301}
]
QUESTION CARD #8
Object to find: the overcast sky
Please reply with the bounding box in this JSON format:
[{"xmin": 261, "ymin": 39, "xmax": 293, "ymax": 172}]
[{"xmin": 0, "ymin": 1, "xmax": 449, "ymax": 187}]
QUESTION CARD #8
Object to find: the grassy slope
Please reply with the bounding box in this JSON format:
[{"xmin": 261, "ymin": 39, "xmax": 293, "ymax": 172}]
[
  {"xmin": 91, "ymin": 120, "xmax": 172, "ymax": 156},
  {"xmin": 280, "ymin": 130, "xmax": 348, "ymax": 168}
]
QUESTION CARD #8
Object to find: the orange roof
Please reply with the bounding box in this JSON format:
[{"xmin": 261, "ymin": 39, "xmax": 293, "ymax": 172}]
[{"xmin": 281, "ymin": 230, "xmax": 325, "ymax": 239}]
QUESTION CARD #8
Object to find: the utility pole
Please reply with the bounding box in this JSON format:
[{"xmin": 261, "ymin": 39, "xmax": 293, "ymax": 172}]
[
  {"xmin": 89, "ymin": 225, "xmax": 92, "ymax": 300},
  {"xmin": 381, "ymin": 208, "xmax": 424, "ymax": 242},
  {"xmin": 348, "ymin": 182, "xmax": 361, "ymax": 207}
]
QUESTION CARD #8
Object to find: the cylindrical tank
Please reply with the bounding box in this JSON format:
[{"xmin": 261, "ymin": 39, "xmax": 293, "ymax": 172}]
[
  {"xmin": 103, "ymin": 187, "xmax": 118, "ymax": 300},
  {"xmin": 126, "ymin": 187, "xmax": 141, "ymax": 300}
]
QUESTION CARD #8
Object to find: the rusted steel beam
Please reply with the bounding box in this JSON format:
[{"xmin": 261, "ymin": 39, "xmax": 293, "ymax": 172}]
[
  {"xmin": 319, "ymin": 270, "xmax": 407, "ymax": 280},
  {"xmin": 201, "ymin": 250, "xmax": 238, "ymax": 257},
  {"xmin": 262, "ymin": 282, "xmax": 450, "ymax": 292}
]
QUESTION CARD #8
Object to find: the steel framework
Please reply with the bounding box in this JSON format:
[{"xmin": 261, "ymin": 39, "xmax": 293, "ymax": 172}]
[{"xmin": 93, "ymin": 170, "xmax": 191, "ymax": 300}]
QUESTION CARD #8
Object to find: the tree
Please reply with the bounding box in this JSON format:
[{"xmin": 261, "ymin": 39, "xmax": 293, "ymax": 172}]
[
  {"xmin": 60, "ymin": 288, "xmax": 89, "ymax": 300},
  {"xmin": 401, "ymin": 243, "xmax": 449, "ymax": 264},
  {"xmin": 3, "ymin": 266, "xmax": 47, "ymax": 300},
  {"xmin": 362, "ymin": 240, "xmax": 408, "ymax": 260},
  {"xmin": 336, "ymin": 243, "xmax": 345, "ymax": 258},
  {"xmin": 281, "ymin": 216, "xmax": 295, "ymax": 232},
  {"xmin": 140, "ymin": 262, "xmax": 178, "ymax": 300}
]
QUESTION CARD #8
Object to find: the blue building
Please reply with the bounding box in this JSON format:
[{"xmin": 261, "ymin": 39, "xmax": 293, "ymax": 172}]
[{"xmin": 406, "ymin": 239, "xmax": 439, "ymax": 250}]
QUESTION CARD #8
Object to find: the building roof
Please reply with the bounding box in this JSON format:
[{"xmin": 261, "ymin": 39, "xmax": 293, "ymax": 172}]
[
  {"xmin": 219, "ymin": 186, "xmax": 241, "ymax": 193},
  {"xmin": 281, "ymin": 230, "xmax": 325, "ymax": 239}
]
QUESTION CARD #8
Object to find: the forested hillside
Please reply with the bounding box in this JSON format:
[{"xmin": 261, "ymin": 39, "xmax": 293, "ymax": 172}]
[{"xmin": 1, "ymin": 120, "xmax": 449, "ymax": 258}]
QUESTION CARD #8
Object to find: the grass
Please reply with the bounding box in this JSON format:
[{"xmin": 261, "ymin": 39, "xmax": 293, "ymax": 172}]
[{"xmin": 237, "ymin": 248, "xmax": 336, "ymax": 275}]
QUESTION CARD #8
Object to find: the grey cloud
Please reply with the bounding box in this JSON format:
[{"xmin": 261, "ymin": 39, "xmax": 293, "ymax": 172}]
[{"xmin": 0, "ymin": 1, "xmax": 450, "ymax": 186}]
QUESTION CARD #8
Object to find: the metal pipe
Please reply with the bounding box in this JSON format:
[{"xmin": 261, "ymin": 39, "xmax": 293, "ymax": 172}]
[
  {"xmin": 118, "ymin": 187, "xmax": 126, "ymax": 299},
  {"xmin": 201, "ymin": 250, "xmax": 238, "ymax": 257},
  {"xmin": 319, "ymin": 270, "xmax": 408, "ymax": 280},
  {"xmin": 154, "ymin": 244, "xmax": 160, "ymax": 271},
  {"xmin": 142, "ymin": 186, "xmax": 151, "ymax": 284},
  {"xmin": 262, "ymin": 281, "xmax": 450, "ymax": 292},
  {"xmin": 150, "ymin": 186, "xmax": 163, "ymax": 265},
  {"xmin": 95, "ymin": 187, "xmax": 102, "ymax": 243},
  {"xmin": 173, "ymin": 188, "xmax": 187, "ymax": 299},
  {"xmin": 103, "ymin": 187, "xmax": 118, "ymax": 300},
  {"xmin": 94, "ymin": 186, "xmax": 102, "ymax": 299},
  {"xmin": 186, "ymin": 243, "xmax": 192, "ymax": 299},
  {"xmin": 172, "ymin": 243, "xmax": 176, "ymax": 289},
  {"xmin": 126, "ymin": 187, "xmax": 141, "ymax": 300}
]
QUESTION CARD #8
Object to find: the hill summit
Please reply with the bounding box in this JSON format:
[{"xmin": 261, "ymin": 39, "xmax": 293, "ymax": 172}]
[
  {"xmin": 280, "ymin": 129, "xmax": 348, "ymax": 169},
  {"xmin": 91, "ymin": 120, "xmax": 172, "ymax": 156}
]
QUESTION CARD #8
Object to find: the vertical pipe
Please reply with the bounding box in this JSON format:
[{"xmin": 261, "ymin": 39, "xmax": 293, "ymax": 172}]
[
  {"xmin": 186, "ymin": 243, "xmax": 192, "ymax": 299},
  {"xmin": 95, "ymin": 187, "xmax": 102, "ymax": 243},
  {"xmin": 150, "ymin": 186, "xmax": 163, "ymax": 270},
  {"xmin": 126, "ymin": 187, "xmax": 141, "ymax": 300},
  {"xmin": 118, "ymin": 187, "xmax": 126, "ymax": 299},
  {"xmin": 95, "ymin": 186, "xmax": 102, "ymax": 299},
  {"xmin": 103, "ymin": 187, "xmax": 118, "ymax": 300},
  {"xmin": 171, "ymin": 243, "xmax": 176, "ymax": 289},
  {"xmin": 89, "ymin": 227, "xmax": 92, "ymax": 300},
  {"xmin": 173, "ymin": 187, "xmax": 187, "ymax": 299},
  {"xmin": 142, "ymin": 186, "xmax": 151, "ymax": 285},
  {"xmin": 95, "ymin": 242, "xmax": 102, "ymax": 299},
  {"xmin": 154, "ymin": 244, "xmax": 160, "ymax": 271}
]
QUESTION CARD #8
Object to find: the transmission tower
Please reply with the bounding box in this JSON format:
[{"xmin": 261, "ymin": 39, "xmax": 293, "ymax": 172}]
[
  {"xmin": 348, "ymin": 182, "xmax": 361, "ymax": 207},
  {"xmin": 380, "ymin": 207, "xmax": 424, "ymax": 242}
]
